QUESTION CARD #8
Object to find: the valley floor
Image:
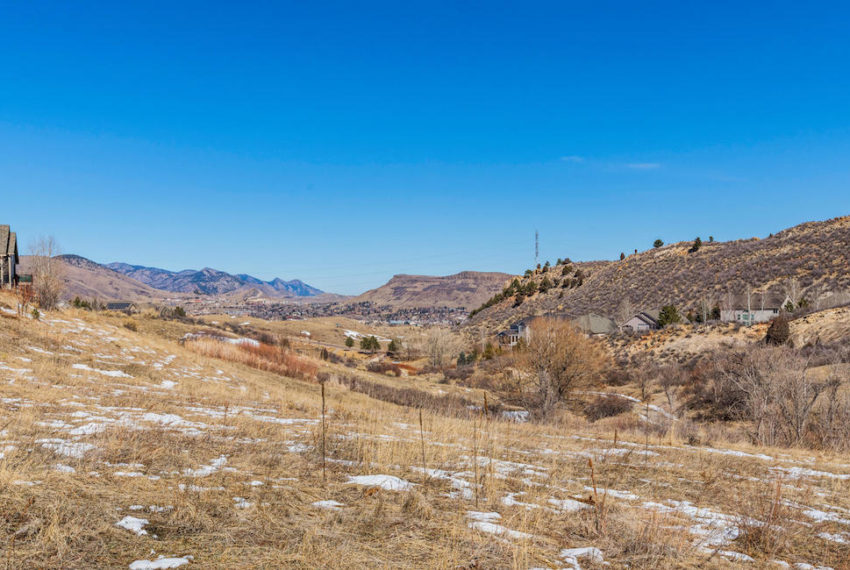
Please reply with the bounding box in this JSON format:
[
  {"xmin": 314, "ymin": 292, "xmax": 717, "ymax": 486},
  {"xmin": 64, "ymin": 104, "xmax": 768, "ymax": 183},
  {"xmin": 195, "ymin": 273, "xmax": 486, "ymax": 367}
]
[{"xmin": 0, "ymin": 305, "xmax": 848, "ymax": 568}]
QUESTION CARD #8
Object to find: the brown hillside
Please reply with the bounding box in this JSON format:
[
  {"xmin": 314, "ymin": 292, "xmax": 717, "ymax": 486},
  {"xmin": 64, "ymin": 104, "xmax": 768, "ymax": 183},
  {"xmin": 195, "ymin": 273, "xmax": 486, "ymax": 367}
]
[
  {"xmin": 19, "ymin": 255, "xmax": 185, "ymax": 303},
  {"xmin": 468, "ymin": 216, "xmax": 850, "ymax": 333},
  {"xmin": 352, "ymin": 271, "xmax": 512, "ymax": 310}
]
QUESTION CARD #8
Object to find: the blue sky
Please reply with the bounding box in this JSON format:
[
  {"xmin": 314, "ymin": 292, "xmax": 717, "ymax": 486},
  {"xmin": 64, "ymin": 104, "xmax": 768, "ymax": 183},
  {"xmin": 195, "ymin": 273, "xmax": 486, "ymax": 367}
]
[{"xmin": 1, "ymin": 1, "xmax": 849, "ymax": 294}]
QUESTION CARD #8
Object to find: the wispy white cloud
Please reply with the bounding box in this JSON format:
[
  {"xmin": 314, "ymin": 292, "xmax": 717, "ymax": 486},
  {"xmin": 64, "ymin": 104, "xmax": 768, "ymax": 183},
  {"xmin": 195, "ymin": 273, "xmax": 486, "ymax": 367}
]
[
  {"xmin": 559, "ymin": 155, "xmax": 585, "ymax": 163},
  {"xmin": 625, "ymin": 162, "xmax": 661, "ymax": 170}
]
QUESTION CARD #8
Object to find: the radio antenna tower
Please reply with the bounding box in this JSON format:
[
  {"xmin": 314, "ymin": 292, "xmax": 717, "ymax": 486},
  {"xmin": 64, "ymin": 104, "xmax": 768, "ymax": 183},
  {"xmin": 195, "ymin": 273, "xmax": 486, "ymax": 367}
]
[{"xmin": 534, "ymin": 230, "xmax": 539, "ymax": 267}]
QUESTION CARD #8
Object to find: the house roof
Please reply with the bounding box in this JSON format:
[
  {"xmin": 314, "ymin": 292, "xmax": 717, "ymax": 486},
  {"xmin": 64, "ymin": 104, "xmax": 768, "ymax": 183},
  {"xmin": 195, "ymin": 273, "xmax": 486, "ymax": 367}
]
[
  {"xmin": 0, "ymin": 225, "xmax": 18, "ymax": 261},
  {"xmin": 573, "ymin": 313, "xmax": 617, "ymax": 335},
  {"xmin": 626, "ymin": 312, "xmax": 659, "ymax": 327},
  {"xmin": 106, "ymin": 302, "xmax": 135, "ymax": 310}
]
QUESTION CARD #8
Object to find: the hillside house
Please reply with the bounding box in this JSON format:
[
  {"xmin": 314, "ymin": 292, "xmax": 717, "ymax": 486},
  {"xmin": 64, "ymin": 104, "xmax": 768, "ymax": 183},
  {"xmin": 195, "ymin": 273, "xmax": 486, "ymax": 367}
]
[
  {"xmin": 720, "ymin": 293, "xmax": 790, "ymax": 325},
  {"xmin": 105, "ymin": 302, "xmax": 138, "ymax": 314},
  {"xmin": 497, "ymin": 319, "xmax": 532, "ymax": 347},
  {"xmin": 0, "ymin": 225, "xmax": 19, "ymax": 289},
  {"xmin": 573, "ymin": 313, "xmax": 618, "ymax": 336},
  {"xmin": 498, "ymin": 312, "xmax": 618, "ymax": 346},
  {"xmin": 621, "ymin": 311, "xmax": 660, "ymax": 333}
]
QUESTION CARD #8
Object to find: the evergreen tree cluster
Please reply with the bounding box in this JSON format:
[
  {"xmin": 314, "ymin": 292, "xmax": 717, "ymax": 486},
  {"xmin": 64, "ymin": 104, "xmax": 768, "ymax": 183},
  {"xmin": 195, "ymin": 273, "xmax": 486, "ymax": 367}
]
[{"xmin": 359, "ymin": 335, "xmax": 381, "ymax": 353}]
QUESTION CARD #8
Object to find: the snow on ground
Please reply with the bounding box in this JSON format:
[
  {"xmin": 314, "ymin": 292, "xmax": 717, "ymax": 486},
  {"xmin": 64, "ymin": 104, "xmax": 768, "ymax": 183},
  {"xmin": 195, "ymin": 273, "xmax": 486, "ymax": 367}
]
[
  {"xmin": 39, "ymin": 440, "xmax": 96, "ymax": 459},
  {"xmin": 312, "ymin": 500, "xmax": 345, "ymax": 510},
  {"xmin": 115, "ymin": 516, "xmax": 149, "ymax": 536},
  {"xmin": 184, "ymin": 456, "xmax": 228, "ymax": 478},
  {"xmin": 2, "ymin": 310, "xmax": 848, "ymax": 568},
  {"xmin": 466, "ymin": 511, "xmax": 533, "ymax": 541},
  {"xmin": 343, "ymin": 330, "xmax": 392, "ymax": 343},
  {"xmin": 560, "ymin": 546, "xmax": 604, "ymax": 568},
  {"xmin": 346, "ymin": 474, "xmax": 413, "ymax": 491},
  {"xmin": 233, "ymin": 497, "xmax": 254, "ymax": 509},
  {"xmin": 71, "ymin": 363, "xmax": 133, "ymax": 378},
  {"xmin": 128, "ymin": 556, "xmax": 193, "ymax": 569}
]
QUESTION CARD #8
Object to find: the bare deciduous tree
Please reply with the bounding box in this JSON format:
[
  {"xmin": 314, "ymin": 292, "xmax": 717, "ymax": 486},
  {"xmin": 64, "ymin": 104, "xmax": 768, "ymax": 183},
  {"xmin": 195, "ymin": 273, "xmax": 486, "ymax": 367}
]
[
  {"xmin": 785, "ymin": 277, "xmax": 801, "ymax": 308},
  {"xmin": 616, "ymin": 297, "xmax": 633, "ymax": 325},
  {"xmin": 423, "ymin": 328, "xmax": 460, "ymax": 370},
  {"xmin": 520, "ymin": 318, "xmax": 609, "ymax": 414},
  {"xmin": 719, "ymin": 346, "xmax": 835, "ymax": 447},
  {"xmin": 29, "ymin": 236, "xmax": 64, "ymax": 310}
]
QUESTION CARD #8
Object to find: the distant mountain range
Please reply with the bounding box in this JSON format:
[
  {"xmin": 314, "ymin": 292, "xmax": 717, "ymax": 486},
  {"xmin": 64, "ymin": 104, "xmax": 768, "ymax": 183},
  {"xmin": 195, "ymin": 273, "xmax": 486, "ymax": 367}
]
[
  {"xmin": 19, "ymin": 255, "xmax": 176, "ymax": 302},
  {"xmin": 19, "ymin": 255, "xmax": 325, "ymax": 302},
  {"xmin": 106, "ymin": 262, "xmax": 323, "ymax": 298}
]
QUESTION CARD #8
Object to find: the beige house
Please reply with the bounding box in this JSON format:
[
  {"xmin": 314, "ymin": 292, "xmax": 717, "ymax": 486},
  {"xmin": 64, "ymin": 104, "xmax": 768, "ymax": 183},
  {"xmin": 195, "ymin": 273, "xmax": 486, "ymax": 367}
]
[
  {"xmin": 620, "ymin": 311, "xmax": 660, "ymax": 333},
  {"xmin": 720, "ymin": 293, "xmax": 790, "ymax": 325},
  {"xmin": 0, "ymin": 225, "xmax": 19, "ymax": 288}
]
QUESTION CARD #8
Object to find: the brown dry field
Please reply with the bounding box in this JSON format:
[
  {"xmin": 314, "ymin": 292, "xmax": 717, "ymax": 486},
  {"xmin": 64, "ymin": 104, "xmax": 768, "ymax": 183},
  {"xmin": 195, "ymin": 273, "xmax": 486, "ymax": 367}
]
[
  {"xmin": 197, "ymin": 314, "xmax": 426, "ymax": 350},
  {"xmin": 1, "ymin": 293, "xmax": 849, "ymax": 569}
]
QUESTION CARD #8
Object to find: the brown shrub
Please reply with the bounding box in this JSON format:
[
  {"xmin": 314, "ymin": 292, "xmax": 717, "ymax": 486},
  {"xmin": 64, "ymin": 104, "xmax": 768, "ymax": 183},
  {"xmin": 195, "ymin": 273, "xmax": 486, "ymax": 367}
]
[
  {"xmin": 765, "ymin": 314, "xmax": 791, "ymax": 345},
  {"xmin": 584, "ymin": 395, "xmax": 634, "ymax": 422},
  {"xmin": 184, "ymin": 338, "xmax": 317, "ymax": 381},
  {"xmin": 366, "ymin": 361, "xmax": 403, "ymax": 377},
  {"xmin": 519, "ymin": 317, "xmax": 610, "ymax": 414}
]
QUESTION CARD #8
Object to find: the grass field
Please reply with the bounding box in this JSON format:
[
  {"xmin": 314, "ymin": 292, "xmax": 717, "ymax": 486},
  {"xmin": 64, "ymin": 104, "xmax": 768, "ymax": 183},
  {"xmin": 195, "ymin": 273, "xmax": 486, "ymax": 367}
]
[{"xmin": 1, "ymin": 294, "xmax": 848, "ymax": 568}]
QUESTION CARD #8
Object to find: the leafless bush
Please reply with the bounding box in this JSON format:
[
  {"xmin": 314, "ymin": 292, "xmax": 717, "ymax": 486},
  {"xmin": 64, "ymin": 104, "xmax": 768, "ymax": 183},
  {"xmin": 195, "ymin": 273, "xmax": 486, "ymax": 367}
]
[
  {"xmin": 422, "ymin": 328, "xmax": 460, "ymax": 371},
  {"xmin": 443, "ymin": 365, "xmax": 474, "ymax": 381},
  {"xmin": 718, "ymin": 345, "xmax": 841, "ymax": 447},
  {"xmin": 366, "ymin": 361, "xmax": 403, "ymax": 377},
  {"xmin": 604, "ymin": 368, "xmax": 633, "ymax": 386},
  {"xmin": 681, "ymin": 355, "xmax": 748, "ymax": 422},
  {"xmin": 29, "ymin": 236, "xmax": 64, "ymax": 310},
  {"xmin": 519, "ymin": 317, "xmax": 609, "ymax": 415},
  {"xmin": 584, "ymin": 394, "xmax": 633, "ymax": 421}
]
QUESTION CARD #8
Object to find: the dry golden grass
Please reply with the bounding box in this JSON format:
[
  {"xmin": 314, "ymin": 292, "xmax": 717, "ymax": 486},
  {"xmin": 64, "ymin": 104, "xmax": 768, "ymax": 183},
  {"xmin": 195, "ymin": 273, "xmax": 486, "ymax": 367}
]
[
  {"xmin": 1, "ymin": 294, "xmax": 849, "ymax": 568},
  {"xmin": 183, "ymin": 337, "xmax": 318, "ymax": 381}
]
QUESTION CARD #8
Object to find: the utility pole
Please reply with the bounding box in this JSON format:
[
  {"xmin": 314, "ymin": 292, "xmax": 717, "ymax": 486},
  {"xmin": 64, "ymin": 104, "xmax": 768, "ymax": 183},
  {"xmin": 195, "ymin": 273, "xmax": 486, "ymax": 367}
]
[{"xmin": 534, "ymin": 230, "xmax": 539, "ymax": 267}]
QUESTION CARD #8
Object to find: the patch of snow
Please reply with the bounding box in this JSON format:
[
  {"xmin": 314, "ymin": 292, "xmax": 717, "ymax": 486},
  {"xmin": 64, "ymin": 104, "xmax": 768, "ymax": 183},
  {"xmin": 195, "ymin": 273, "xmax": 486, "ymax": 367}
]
[
  {"xmin": 116, "ymin": 515, "xmax": 149, "ymax": 536},
  {"xmin": 716, "ymin": 550, "xmax": 755, "ymax": 563},
  {"xmin": 71, "ymin": 363, "xmax": 132, "ymax": 378},
  {"xmin": 128, "ymin": 556, "xmax": 193, "ymax": 569},
  {"xmin": 584, "ymin": 486, "xmax": 639, "ymax": 501},
  {"xmin": 346, "ymin": 474, "xmax": 413, "ymax": 491},
  {"xmin": 501, "ymin": 492, "xmax": 541, "ymax": 510},
  {"xmin": 817, "ymin": 532, "xmax": 848, "ymax": 544},
  {"xmin": 40, "ymin": 440, "xmax": 96, "ymax": 458},
  {"xmin": 700, "ymin": 447, "xmax": 774, "ymax": 461},
  {"xmin": 466, "ymin": 511, "xmax": 533, "ymax": 540},
  {"xmin": 501, "ymin": 410, "xmax": 530, "ymax": 422},
  {"xmin": 560, "ymin": 547, "xmax": 604, "ymax": 568},
  {"xmin": 773, "ymin": 466, "xmax": 850, "ymax": 481},
  {"xmin": 233, "ymin": 497, "xmax": 253, "ymax": 509},
  {"xmin": 183, "ymin": 455, "xmax": 227, "ymax": 478},
  {"xmin": 69, "ymin": 422, "xmax": 108, "ymax": 436},
  {"xmin": 312, "ymin": 500, "xmax": 344, "ymax": 510},
  {"xmin": 797, "ymin": 506, "xmax": 850, "ymax": 526},
  {"xmin": 548, "ymin": 498, "xmax": 591, "ymax": 513}
]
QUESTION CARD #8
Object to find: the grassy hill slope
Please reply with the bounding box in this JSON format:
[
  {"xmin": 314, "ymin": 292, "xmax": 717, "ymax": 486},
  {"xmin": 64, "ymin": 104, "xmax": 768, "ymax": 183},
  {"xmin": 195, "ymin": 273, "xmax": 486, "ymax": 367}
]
[
  {"xmin": 468, "ymin": 216, "xmax": 850, "ymax": 333},
  {"xmin": 351, "ymin": 271, "xmax": 512, "ymax": 310}
]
